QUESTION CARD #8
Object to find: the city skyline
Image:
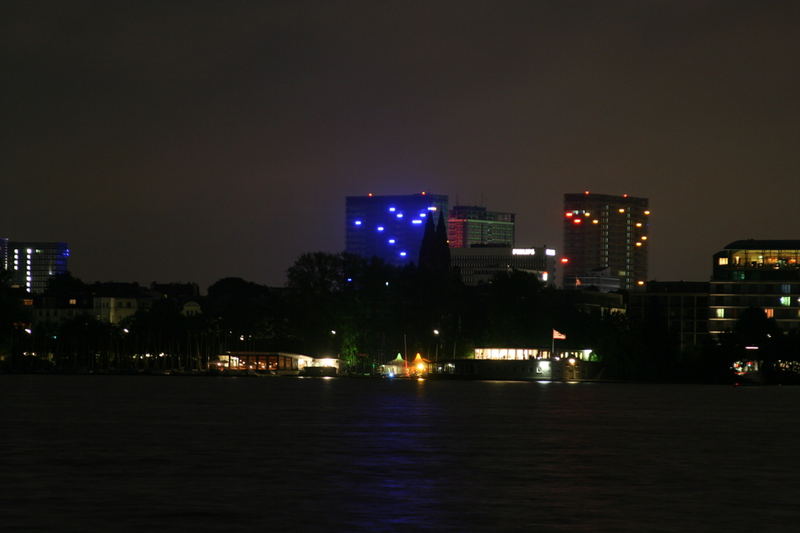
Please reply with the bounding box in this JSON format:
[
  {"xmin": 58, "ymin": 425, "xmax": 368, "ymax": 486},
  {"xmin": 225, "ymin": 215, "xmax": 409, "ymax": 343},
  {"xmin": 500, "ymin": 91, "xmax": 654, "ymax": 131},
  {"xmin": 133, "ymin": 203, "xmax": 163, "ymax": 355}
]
[{"xmin": 4, "ymin": 2, "xmax": 800, "ymax": 288}]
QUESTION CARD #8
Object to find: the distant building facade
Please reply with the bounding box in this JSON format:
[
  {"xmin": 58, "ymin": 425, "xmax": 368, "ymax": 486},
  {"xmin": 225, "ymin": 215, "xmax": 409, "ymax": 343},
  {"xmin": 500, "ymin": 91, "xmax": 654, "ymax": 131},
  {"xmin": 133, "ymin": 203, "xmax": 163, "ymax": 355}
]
[
  {"xmin": 563, "ymin": 192, "xmax": 649, "ymax": 290},
  {"xmin": 8, "ymin": 242, "xmax": 69, "ymax": 294},
  {"xmin": 448, "ymin": 205, "xmax": 515, "ymax": 248},
  {"xmin": 345, "ymin": 193, "xmax": 448, "ymax": 266},
  {"xmin": 0, "ymin": 237, "xmax": 8, "ymax": 271},
  {"xmin": 451, "ymin": 246, "xmax": 556, "ymax": 286},
  {"xmin": 709, "ymin": 240, "xmax": 800, "ymax": 335},
  {"xmin": 628, "ymin": 281, "xmax": 710, "ymax": 350}
]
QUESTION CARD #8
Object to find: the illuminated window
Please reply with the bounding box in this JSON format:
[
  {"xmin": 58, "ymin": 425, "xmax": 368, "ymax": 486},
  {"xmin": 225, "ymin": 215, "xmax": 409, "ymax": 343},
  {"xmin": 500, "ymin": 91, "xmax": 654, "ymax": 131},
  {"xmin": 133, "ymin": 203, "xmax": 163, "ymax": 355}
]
[
  {"xmin": 718, "ymin": 257, "xmax": 728, "ymax": 266},
  {"xmin": 780, "ymin": 297, "xmax": 791, "ymax": 307},
  {"xmin": 765, "ymin": 308, "xmax": 774, "ymax": 318},
  {"xmin": 69, "ymin": 299, "xmax": 77, "ymax": 305},
  {"xmin": 716, "ymin": 309, "xmax": 725, "ymax": 318}
]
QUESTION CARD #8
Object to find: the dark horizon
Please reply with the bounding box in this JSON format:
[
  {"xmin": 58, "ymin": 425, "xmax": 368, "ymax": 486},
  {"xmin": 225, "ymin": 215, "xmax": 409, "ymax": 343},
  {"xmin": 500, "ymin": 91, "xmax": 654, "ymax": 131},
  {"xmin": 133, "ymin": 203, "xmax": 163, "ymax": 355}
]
[{"xmin": 4, "ymin": 1, "xmax": 800, "ymax": 289}]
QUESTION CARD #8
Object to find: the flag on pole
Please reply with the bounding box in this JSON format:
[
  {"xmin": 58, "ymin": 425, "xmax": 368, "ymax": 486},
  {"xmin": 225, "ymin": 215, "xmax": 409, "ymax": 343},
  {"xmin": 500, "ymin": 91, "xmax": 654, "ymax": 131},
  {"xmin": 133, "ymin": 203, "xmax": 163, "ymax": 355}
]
[{"xmin": 552, "ymin": 329, "xmax": 566, "ymax": 340}]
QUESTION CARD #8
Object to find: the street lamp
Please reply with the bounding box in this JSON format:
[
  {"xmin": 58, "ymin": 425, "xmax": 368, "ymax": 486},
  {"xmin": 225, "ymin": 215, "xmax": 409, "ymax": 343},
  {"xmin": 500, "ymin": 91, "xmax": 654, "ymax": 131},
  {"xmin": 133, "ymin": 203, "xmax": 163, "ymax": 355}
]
[{"xmin": 433, "ymin": 329, "xmax": 440, "ymax": 362}]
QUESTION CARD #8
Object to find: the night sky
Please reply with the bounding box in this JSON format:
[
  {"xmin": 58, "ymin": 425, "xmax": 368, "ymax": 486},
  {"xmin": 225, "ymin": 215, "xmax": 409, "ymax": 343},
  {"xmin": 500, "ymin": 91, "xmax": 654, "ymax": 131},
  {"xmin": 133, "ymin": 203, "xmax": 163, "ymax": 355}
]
[{"xmin": 3, "ymin": 1, "xmax": 800, "ymax": 289}]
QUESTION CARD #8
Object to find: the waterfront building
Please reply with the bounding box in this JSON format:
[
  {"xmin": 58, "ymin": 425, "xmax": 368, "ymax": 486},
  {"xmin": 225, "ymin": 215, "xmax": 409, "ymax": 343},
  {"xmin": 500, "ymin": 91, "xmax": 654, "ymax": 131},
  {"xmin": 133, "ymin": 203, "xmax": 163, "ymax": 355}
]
[
  {"xmin": 448, "ymin": 205, "xmax": 515, "ymax": 248},
  {"xmin": 8, "ymin": 242, "xmax": 69, "ymax": 294},
  {"xmin": 628, "ymin": 281, "xmax": 710, "ymax": 350},
  {"xmin": 563, "ymin": 192, "xmax": 649, "ymax": 290},
  {"xmin": 451, "ymin": 246, "xmax": 556, "ymax": 286},
  {"xmin": 709, "ymin": 240, "xmax": 800, "ymax": 335},
  {"xmin": 345, "ymin": 192, "xmax": 448, "ymax": 266},
  {"xmin": 209, "ymin": 352, "xmax": 318, "ymax": 375}
]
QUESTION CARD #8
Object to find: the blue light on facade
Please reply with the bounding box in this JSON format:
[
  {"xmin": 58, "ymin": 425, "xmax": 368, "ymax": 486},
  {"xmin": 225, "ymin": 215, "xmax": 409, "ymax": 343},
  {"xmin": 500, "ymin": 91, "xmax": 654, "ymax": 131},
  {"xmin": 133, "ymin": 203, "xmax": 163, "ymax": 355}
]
[
  {"xmin": 400, "ymin": 251, "xmax": 407, "ymax": 257},
  {"xmin": 345, "ymin": 193, "xmax": 449, "ymax": 267}
]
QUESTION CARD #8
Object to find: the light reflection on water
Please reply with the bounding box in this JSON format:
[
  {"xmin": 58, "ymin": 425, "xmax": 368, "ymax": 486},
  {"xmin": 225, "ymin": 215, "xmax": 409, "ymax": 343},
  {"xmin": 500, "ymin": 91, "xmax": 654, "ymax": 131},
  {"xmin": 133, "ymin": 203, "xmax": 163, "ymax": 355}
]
[{"xmin": 2, "ymin": 376, "xmax": 800, "ymax": 532}]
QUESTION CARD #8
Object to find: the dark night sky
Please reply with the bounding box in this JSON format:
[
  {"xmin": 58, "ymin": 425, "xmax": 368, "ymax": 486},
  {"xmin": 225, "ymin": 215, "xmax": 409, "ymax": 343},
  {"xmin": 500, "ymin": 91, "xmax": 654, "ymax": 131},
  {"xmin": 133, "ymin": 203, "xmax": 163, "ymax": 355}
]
[{"xmin": 3, "ymin": 1, "xmax": 800, "ymax": 290}]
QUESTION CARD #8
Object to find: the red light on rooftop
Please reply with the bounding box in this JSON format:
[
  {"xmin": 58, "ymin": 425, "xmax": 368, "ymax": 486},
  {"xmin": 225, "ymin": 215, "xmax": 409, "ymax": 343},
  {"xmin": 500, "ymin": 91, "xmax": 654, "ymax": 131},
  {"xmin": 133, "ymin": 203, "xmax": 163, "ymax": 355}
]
[
  {"xmin": 584, "ymin": 190, "xmax": 590, "ymax": 195},
  {"xmin": 623, "ymin": 193, "xmax": 629, "ymax": 198},
  {"xmin": 561, "ymin": 258, "xmax": 569, "ymax": 264},
  {"xmin": 421, "ymin": 191, "xmax": 426, "ymax": 195},
  {"xmin": 368, "ymin": 193, "xmax": 373, "ymax": 197}
]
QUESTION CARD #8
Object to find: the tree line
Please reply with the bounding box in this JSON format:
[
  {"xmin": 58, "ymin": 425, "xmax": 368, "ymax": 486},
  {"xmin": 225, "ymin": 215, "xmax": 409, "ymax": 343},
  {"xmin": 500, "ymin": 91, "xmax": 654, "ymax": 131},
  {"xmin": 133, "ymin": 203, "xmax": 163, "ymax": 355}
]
[{"xmin": 2, "ymin": 253, "xmax": 800, "ymax": 380}]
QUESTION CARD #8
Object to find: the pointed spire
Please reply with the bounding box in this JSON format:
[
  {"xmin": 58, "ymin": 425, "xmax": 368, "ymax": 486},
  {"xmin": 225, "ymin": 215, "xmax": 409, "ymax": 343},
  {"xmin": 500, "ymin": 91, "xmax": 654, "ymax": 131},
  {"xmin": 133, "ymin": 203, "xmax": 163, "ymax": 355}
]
[{"xmin": 418, "ymin": 215, "xmax": 436, "ymax": 268}]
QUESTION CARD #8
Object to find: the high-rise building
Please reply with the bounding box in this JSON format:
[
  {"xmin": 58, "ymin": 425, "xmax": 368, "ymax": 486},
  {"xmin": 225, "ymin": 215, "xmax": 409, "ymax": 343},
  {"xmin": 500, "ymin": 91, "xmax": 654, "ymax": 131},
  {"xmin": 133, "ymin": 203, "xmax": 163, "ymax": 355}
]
[
  {"xmin": 345, "ymin": 193, "xmax": 448, "ymax": 266},
  {"xmin": 448, "ymin": 206, "xmax": 515, "ymax": 248},
  {"xmin": 0, "ymin": 237, "xmax": 8, "ymax": 271},
  {"xmin": 563, "ymin": 192, "xmax": 649, "ymax": 291},
  {"xmin": 8, "ymin": 242, "xmax": 70, "ymax": 294},
  {"xmin": 709, "ymin": 240, "xmax": 800, "ymax": 335}
]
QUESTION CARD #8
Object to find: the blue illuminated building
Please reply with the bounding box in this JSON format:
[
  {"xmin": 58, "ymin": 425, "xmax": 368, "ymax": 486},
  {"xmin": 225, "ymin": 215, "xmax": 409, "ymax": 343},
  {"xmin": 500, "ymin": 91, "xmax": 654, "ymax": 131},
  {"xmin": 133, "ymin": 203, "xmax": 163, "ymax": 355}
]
[
  {"xmin": 346, "ymin": 193, "xmax": 449, "ymax": 265},
  {"xmin": 8, "ymin": 241, "xmax": 70, "ymax": 294}
]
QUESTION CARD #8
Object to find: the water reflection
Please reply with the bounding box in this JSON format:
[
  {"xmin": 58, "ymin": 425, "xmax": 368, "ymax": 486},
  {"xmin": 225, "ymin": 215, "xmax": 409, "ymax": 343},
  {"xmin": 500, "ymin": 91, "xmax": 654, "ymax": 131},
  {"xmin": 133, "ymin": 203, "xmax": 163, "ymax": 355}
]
[{"xmin": 3, "ymin": 377, "xmax": 800, "ymax": 532}]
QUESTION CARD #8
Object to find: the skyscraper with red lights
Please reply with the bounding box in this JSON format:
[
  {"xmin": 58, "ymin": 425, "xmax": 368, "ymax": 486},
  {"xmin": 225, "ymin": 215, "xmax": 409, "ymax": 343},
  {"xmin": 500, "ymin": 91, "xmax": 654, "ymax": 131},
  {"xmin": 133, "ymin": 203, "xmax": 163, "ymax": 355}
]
[{"xmin": 562, "ymin": 192, "xmax": 649, "ymax": 291}]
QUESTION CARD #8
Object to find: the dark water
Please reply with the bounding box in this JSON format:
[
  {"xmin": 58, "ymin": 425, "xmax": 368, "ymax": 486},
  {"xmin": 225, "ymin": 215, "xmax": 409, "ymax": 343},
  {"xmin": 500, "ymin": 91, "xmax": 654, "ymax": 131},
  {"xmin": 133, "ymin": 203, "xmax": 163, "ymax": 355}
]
[{"xmin": 2, "ymin": 376, "xmax": 800, "ymax": 532}]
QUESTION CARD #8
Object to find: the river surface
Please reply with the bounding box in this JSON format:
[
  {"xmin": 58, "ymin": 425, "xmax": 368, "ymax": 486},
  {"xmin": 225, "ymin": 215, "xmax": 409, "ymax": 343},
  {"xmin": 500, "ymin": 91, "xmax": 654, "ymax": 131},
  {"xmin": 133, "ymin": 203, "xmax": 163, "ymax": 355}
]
[{"xmin": 2, "ymin": 376, "xmax": 800, "ymax": 532}]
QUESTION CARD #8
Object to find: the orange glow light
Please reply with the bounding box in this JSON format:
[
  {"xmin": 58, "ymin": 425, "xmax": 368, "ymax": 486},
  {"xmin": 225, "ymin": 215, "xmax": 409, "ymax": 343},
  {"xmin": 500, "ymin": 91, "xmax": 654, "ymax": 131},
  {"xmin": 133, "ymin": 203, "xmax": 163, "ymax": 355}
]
[
  {"xmin": 565, "ymin": 212, "xmax": 573, "ymax": 217},
  {"xmin": 592, "ymin": 219, "xmax": 599, "ymax": 224},
  {"xmin": 573, "ymin": 218, "xmax": 582, "ymax": 224},
  {"xmin": 618, "ymin": 208, "xmax": 625, "ymax": 213},
  {"xmin": 584, "ymin": 190, "xmax": 590, "ymax": 195},
  {"xmin": 561, "ymin": 258, "xmax": 569, "ymax": 263}
]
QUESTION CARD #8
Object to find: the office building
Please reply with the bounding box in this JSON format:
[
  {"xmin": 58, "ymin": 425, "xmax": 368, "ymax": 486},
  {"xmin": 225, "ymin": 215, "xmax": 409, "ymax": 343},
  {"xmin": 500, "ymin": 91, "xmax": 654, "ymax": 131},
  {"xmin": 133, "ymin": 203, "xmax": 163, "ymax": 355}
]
[
  {"xmin": 345, "ymin": 193, "xmax": 448, "ymax": 266},
  {"xmin": 563, "ymin": 192, "xmax": 649, "ymax": 290},
  {"xmin": 628, "ymin": 281, "xmax": 710, "ymax": 350},
  {"xmin": 451, "ymin": 246, "xmax": 556, "ymax": 286},
  {"xmin": 708, "ymin": 240, "xmax": 800, "ymax": 335},
  {"xmin": 448, "ymin": 205, "xmax": 515, "ymax": 248},
  {"xmin": 8, "ymin": 242, "xmax": 70, "ymax": 294}
]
